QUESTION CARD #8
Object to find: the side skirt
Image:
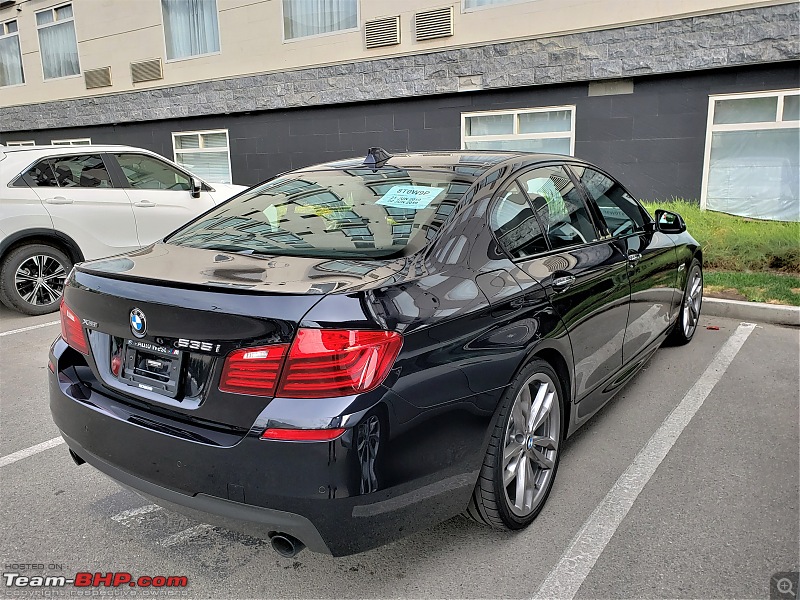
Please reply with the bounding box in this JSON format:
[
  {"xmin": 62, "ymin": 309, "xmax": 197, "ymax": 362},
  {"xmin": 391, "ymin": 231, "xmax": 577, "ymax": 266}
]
[{"xmin": 567, "ymin": 326, "xmax": 671, "ymax": 436}]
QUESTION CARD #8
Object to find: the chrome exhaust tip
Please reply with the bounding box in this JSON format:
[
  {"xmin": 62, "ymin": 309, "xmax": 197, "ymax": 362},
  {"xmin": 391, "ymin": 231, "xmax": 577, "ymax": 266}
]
[{"xmin": 270, "ymin": 533, "xmax": 305, "ymax": 558}]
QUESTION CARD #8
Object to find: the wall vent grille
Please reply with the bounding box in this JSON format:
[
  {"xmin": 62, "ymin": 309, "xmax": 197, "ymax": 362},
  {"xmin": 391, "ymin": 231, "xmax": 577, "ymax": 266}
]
[
  {"xmin": 84, "ymin": 67, "xmax": 112, "ymax": 89},
  {"xmin": 365, "ymin": 16, "xmax": 401, "ymax": 48},
  {"xmin": 415, "ymin": 6, "xmax": 453, "ymax": 41},
  {"xmin": 131, "ymin": 58, "xmax": 163, "ymax": 84}
]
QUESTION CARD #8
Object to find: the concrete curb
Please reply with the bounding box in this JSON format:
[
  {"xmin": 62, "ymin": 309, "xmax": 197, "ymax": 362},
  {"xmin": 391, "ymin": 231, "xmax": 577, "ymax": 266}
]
[{"xmin": 703, "ymin": 297, "xmax": 800, "ymax": 327}]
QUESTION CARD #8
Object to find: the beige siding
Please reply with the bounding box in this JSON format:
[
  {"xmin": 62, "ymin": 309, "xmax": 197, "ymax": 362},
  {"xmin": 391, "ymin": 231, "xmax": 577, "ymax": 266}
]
[{"xmin": 0, "ymin": 0, "xmax": 781, "ymax": 108}]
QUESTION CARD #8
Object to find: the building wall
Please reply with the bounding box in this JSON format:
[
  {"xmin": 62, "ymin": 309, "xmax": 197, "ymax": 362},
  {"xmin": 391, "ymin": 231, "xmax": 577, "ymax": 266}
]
[
  {"xmin": 0, "ymin": 0, "xmax": 783, "ymax": 108},
  {"xmin": 2, "ymin": 2, "xmax": 798, "ymax": 133},
  {"xmin": 5, "ymin": 63, "xmax": 797, "ymax": 201}
]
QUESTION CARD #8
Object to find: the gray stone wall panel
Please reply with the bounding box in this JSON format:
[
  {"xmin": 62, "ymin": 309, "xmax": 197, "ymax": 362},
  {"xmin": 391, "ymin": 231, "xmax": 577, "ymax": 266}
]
[{"xmin": 1, "ymin": 3, "xmax": 798, "ymax": 133}]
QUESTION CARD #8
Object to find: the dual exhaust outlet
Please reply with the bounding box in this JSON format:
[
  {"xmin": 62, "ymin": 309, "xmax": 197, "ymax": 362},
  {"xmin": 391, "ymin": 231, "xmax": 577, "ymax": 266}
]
[{"xmin": 68, "ymin": 449, "xmax": 306, "ymax": 558}]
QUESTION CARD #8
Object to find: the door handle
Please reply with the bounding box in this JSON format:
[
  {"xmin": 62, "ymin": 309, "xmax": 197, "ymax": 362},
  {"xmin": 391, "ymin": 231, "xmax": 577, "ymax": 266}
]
[
  {"xmin": 134, "ymin": 200, "xmax": 156, "ymax": 208},
  {"xmin": 552, "ymin": 274, "xmax": 576, "ymax": 292},
  {"xmin": 44, "ymin": 196, "xmax": 73, "ymax": 205},
  {"xmin": 627, "ymin": 251, "xmax": 642, "ymax": 263}
]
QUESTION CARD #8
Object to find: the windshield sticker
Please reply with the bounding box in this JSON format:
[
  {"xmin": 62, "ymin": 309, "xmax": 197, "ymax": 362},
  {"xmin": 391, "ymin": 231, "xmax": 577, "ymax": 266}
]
[{"xmin": 376, "ymin": 185, "xmax": 443, "ymax": 210}]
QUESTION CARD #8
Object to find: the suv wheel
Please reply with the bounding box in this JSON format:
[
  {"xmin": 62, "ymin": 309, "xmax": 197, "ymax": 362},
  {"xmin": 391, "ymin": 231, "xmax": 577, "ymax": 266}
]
[{"xmin": 0, "ymin": 244, "xmax": 72, "ymax": 315}]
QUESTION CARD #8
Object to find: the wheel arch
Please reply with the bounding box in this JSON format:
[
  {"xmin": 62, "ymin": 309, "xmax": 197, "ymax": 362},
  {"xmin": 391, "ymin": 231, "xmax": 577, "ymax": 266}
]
[{"xmin": 0, "ymin": 229, "xmax": 84, "ymax": 265}]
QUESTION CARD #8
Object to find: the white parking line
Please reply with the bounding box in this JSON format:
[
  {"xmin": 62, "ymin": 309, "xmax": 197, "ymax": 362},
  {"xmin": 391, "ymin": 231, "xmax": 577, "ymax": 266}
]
[
  {"xmin": 0, "ymin": 320, "xmax": 60, "ymax": 337},
  {"xmin": 533, "ymin": 322, "xmax": 757, "ymax": 600},
  {"xmin": 0, "ymin": 437, "xmax": 65, "ymax": 468},
  {"xmin": 111, "ymin": 504, "xmax": 163, "ymax": 527},
  {"xmin": 159, "ymin": 524, "xmax": 214, "ymax": 547}
]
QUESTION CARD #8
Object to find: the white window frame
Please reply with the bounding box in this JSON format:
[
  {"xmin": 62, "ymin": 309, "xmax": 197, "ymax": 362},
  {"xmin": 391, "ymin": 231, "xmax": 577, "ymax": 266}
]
[
  {"xmin": 462, "ymin": 0, "xmax": 532, "ymax": 13},
  {"xmin": 461, "ymin": 105, "xmax": 576, "ymax": 155},
  {"xmin": 700, "ymin": 89, "xmax": 800, "ymax": 210},
  {"xmin": 0, "ymin": 19, "xmax": 25, "ymax": 87},
  {"xmin": 5, "ymin": 141, "xmax": 35, "ymax": 146},
  {"xmin": 35, "ymin": 3, "xmax": 81, "ymax": 82},
  {"xmin": 160, "ymin": 0, "xmax": 222, "ymax": 63},
  {"xmin": 51, "ymin": 138, "xmax": 91, "ymax": 145},
  {"xmin": 172, "ymin": 129, "xmax": 232, "ymax": 184},
  {"xmin": 281, "ymin": 0, "xmax": 360, "ymax": 43}
]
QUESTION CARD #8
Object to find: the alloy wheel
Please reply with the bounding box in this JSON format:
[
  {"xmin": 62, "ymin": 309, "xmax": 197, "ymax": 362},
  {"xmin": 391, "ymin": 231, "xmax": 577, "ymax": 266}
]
[
  {"xmin": 502, "ymin": 373, "xmax": 561, "ymax": 517},
  {"xmin": 683, "ymin": 269, "xmax": 703, "ymax": 339},
  {"xmin": 14, "ymin": 254, "xmax": 67, "ymax": 307}
]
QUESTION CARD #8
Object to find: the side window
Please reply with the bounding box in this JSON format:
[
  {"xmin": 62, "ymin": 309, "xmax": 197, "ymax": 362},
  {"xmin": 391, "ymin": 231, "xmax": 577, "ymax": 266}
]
[
  {"xmin": 572, "ymin": 166, "xmax": 646, "ymax": 236},
  {"xmin": 47, "ymin": 155, "xmax": 112, "ymax": 188},
  {"xmin": 518, "ymin": 166, "xmax": 599, "ymax": 250},
  {"xmin": 490, "ymin": 181, "xmax": 548, "ymax": 259},
  {"xmin": 116, "ymin": 153, "xmax": 191, "ymax": 191},
  {"xmin": 17, "ymin": 159, "xmax": 59, "ymax": 187}
]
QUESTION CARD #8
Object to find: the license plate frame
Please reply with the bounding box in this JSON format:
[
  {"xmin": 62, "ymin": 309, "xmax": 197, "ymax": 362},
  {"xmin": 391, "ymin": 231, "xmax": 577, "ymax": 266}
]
[{"xmin": 118, "ymin": 339, "xmax": 183, "ymax": 398}]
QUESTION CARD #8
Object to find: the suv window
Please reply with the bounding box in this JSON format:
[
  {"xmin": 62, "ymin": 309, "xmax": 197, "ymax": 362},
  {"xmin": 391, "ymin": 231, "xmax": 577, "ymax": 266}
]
[
  {"xmin": 490, "ymin": 181, "xmax": 548, "ymax": 259},
  {"xmin": 17, "ymin": 155, "xmax": 112, "ymax": 188},
  {"xmin": 116, "ymin": 153, "xmax": 191, "ymax": 190},
  {"xmin": 571, "ymin": 166, "xmax": 646, "ymax": 237},
  {"xmin": 517, "ymin": 166, "xmax": 599, "ymax": 251}
]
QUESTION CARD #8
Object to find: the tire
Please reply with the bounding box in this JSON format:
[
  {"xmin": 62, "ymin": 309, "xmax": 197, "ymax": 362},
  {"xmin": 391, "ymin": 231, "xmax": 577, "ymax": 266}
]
[
  {"xmin": 0, "ymin": 244, "xmax": 72, "ymax": 315},
  {"xmin": 466, "ymin": 359, "xmax": 565, "ymax": 529},
  {"xmin": 666, "ymin": 258, "xmax": 703, "ymax": 346}
]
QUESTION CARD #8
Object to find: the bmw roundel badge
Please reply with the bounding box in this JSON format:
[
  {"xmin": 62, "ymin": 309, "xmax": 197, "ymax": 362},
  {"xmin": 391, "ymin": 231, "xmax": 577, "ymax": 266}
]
[{"xmin": 130, "ymin": 308, "xmax": 147, "ymax": 338}]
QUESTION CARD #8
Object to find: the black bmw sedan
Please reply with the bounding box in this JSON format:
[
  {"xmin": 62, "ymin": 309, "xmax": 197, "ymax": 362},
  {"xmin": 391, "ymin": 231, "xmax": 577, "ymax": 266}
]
[{"xmin": 49, "ymin": 150, "xmax": 703, "ymax": 557}]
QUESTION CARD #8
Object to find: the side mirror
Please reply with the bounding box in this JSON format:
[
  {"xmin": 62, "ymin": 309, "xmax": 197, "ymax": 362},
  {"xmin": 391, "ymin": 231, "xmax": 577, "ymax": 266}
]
[
  {"xmin": 190, "ymin": 176, "xmax": 202, "ymax": 199},
  {"xmin": 654, "ymin": 209, "xmax": 686, "ymax": 234}
]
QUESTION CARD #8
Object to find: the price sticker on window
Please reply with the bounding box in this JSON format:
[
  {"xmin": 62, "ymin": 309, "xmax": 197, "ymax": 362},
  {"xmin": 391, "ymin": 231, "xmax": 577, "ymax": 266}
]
[{"xmin": 376, "ymin": 185, "xmax": 443, "ymax": 210}]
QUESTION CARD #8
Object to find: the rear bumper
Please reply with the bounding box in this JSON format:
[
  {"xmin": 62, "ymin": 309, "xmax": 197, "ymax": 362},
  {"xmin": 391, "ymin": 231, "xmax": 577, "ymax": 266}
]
[
  {"xmin": 49, "ymin": 339, "xmax": 483, "ymax": 556},
  {"xmin": 61, "ymin": 430, "xmax": 332, "ymax": 554}
]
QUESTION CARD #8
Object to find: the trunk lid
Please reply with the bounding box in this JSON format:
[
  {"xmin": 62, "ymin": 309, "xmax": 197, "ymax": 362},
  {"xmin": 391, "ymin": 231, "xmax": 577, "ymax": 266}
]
[{"xmin": 65, "ymin": 243, "xmax": 403, "ymax": 433}]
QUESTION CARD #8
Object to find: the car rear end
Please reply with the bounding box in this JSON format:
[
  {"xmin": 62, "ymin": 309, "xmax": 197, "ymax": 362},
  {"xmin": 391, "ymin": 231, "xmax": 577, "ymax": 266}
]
[{"xmin": 49, "ymin": 159, "xmax": 482, "ymax": 556}]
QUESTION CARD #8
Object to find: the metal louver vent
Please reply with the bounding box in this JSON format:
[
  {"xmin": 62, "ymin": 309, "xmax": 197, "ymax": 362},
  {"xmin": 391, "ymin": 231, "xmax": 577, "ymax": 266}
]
[
  {"xmin": 365, "ymin": 16, "xmax": 401, "ymax": 49},
  {"xmin": 415, "ymin": 6, "xmax": 453, "ymax": 41},
  {"xmin": 131, "ymin": 58, "xmax": 163, "ymax": 84},
  {"xmin": 84, "ymin": 67, "xmax": 111, "ymax": 89}
]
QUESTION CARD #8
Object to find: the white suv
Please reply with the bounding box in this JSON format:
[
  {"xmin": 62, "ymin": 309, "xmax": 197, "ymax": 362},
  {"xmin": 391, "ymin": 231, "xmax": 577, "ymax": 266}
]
[{"xmin": 0, "ymin": 145, "xmax": 246, "ymax": 315}]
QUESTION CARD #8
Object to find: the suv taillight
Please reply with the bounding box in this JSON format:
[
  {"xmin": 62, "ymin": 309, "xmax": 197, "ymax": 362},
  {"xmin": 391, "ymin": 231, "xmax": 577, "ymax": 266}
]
[
  {"xmin": 218, "ymin": 328, "xmax": 402, "ymax": 399},
  {"xmin": 59, "ymin": 299, "xmax": 89, "ymax": 355}
]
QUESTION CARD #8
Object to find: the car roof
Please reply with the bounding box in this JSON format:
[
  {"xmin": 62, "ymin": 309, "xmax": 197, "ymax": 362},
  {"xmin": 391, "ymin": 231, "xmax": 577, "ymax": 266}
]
[
  {"xmin": 293, "ymin": 150, "xmax": 581, "ymax": 177},
  {"xmin": 0, "ymin": 144, "xmax": 144, "ymax": 155}
]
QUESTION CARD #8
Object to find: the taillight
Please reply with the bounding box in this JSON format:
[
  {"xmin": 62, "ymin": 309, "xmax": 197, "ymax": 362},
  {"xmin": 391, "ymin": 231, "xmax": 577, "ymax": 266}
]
[
  {"xmin": 277, "ymin": 329, "xmax": 403, "ymax": 398},
  {"xmin": 59, "ymin": 299, "xmax": 89, "ymax": 355},
  {"xmin": 219, "ymin": 344, "xmax": 289, "ymax": 397},
  {"xmin": 218, "ymin": 328, "xmax": 402, "ymax": 399}
]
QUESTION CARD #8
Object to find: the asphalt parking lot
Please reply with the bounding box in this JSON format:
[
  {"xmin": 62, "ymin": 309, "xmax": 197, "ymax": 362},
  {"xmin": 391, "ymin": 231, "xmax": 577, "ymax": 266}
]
[{"xmin": 0, "ymin": 304, "xmax": 797, "ymax": 599}]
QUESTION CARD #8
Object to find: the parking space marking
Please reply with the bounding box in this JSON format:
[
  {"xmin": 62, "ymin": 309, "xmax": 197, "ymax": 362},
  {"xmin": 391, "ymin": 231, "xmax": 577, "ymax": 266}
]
[
  {"xmin": 111, "ymin": 504, "xmax": 163, "ymax": 527},
  {"xmin": 533, "ymin": 322, "xmax": 757, "ymax": 600},
  {"xmin": 0, "ymin": 436, "xmax": 64, "ymax": 468},
  {"xmin": 159, "ymin": 524, "xmax": 214, "ymax": 547},
  {"xmin": 0, "ymin": 320, "xmax": 60, "ymax": 337}
]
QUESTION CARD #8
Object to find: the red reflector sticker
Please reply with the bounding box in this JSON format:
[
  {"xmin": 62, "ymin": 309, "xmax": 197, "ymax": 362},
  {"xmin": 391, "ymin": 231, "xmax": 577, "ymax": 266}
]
[{"xmin": 261, "ymin": 428, "xmax": 346, "ymax": 442}]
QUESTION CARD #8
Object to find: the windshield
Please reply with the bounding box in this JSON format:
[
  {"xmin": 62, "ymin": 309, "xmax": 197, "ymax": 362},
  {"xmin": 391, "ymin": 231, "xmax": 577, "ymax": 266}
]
[{"xmin": 167, "ymin": 168, "xmax": 474, "ymax": 258}]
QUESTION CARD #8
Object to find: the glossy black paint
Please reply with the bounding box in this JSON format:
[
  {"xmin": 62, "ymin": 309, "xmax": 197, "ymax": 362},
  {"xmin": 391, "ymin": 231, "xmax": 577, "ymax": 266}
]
[{"xmin": 49, "ymin": 151, "xmax": 701, "ymax": 556}]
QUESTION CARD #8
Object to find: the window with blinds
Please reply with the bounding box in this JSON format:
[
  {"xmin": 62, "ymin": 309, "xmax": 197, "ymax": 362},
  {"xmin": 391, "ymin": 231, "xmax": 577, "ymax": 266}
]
[
  {"xmin": 461, "ymin": 106, "xmax": 576, "ymax": 156},
  {"xmin": 172, "ymin": 129, "xmax": 232, "ymax": 184}
]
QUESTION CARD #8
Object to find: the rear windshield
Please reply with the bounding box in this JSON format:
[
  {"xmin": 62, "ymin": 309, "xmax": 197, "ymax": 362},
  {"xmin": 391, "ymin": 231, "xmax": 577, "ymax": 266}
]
[{"xmin": 167, "ymin": 168, "xmax": 474, "ymax": 258}]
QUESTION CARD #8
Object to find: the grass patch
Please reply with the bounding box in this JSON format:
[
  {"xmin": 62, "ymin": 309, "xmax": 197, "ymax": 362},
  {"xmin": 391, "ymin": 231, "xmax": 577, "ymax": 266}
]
[
  {"xmin": 640, "ymin": 200, "xmax": 800, "ymax": 273},
  {"xmin": 705, "ymin": 271, "xmax": 800, "ymax": 306}
]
